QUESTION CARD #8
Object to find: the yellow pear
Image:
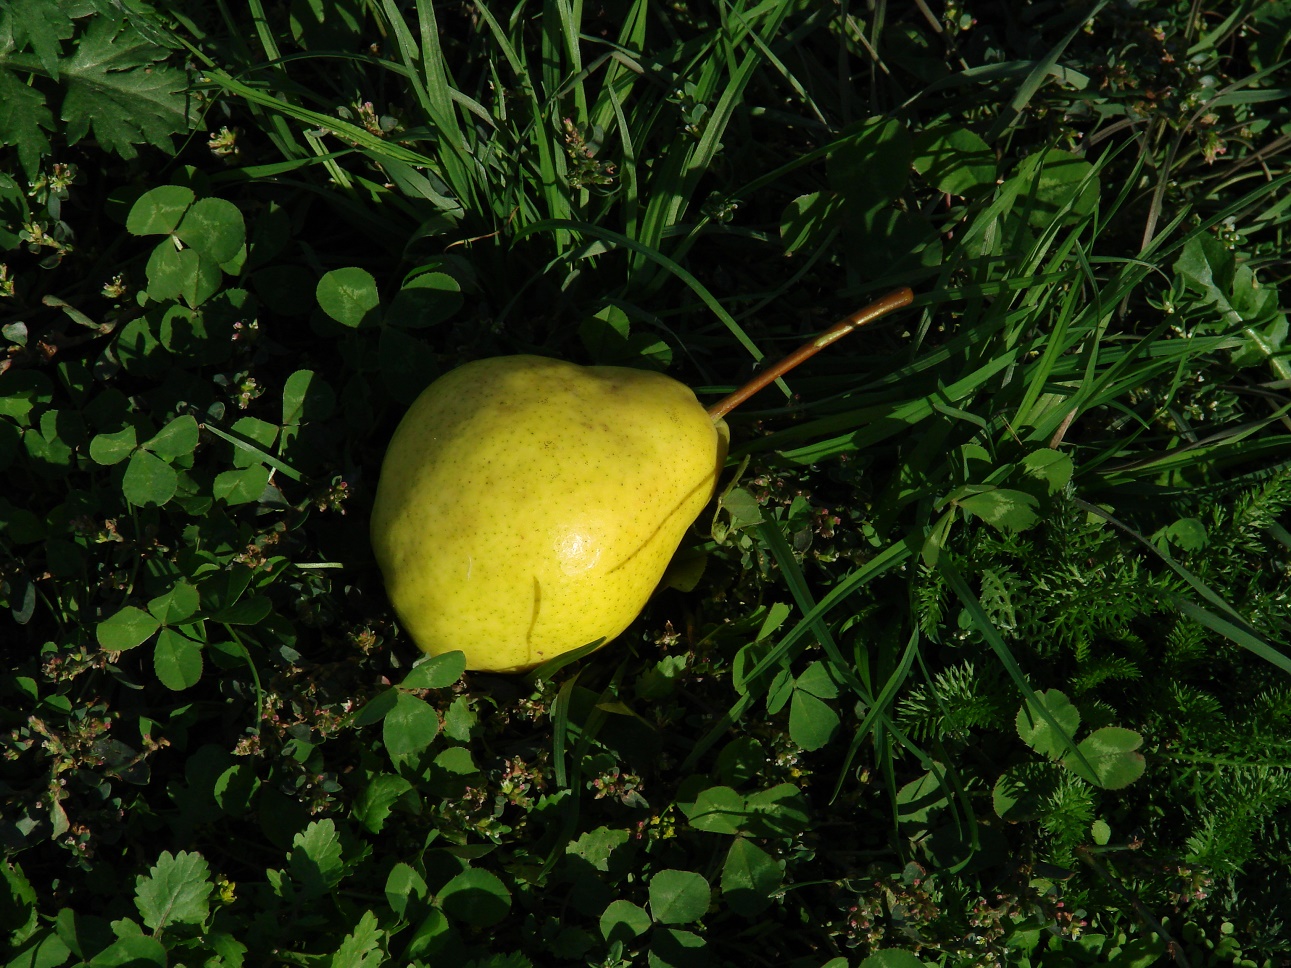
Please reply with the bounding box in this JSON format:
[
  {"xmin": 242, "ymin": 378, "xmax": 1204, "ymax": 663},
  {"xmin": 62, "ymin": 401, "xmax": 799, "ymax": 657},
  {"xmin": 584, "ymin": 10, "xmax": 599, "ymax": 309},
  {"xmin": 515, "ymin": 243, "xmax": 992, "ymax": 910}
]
[
  {"xmin": 370, "ymin": 288, "xmax": 912, "ymax": 673},
  {"xmin": 370, "ymin": 355, "xmax": 729, "ymax": 672}
]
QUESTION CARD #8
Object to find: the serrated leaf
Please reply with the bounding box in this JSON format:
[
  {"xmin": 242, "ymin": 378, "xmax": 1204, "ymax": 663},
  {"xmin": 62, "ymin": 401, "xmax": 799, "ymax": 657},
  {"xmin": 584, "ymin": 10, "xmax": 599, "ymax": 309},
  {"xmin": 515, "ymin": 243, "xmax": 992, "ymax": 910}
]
[
  {"xmin": 329, "ymin": 910, "xmax": 382, "ymax": 968},
  {"xmin": 382, "ymin": 691, "xmax": 439, "ymax": 759},
  {"xmin": 353, "ymin": 774, "xmax": 413, "ymax": 834},
  {"xmin": 1016, "ymin": 689, "xmax": 1081, "ymax": 758},
  {"xmin": 0, "ymin": 71, "xmax": 55, "ymax": 178},
  {"xmin": 957, "ymin": 487, "xmax": 1041, "ymax": 532},
  {"xmin": 1063, "ymin": 727, "xmax": 1146, "ymax": 790},
  {"xmin": 134, "ymin": 850, "xmax": 213, "ymax": 931},
  {"xmin": 96, "ymin": 606, "xmax": 160, "ymax": 651},
  {"xmin": 289, "ymin": 819, "xmax": 344, "ymax": 898},
  {"xmin": 60, "ymin": 18, "xmax": 192, "ymax": 160},
  {"xmin": 648, "ymin": 869, "xmax": 710, "ymax": 925},
  {"xmin": 567, "ymin": 826, "xmax": 630, "ymax": 872}
]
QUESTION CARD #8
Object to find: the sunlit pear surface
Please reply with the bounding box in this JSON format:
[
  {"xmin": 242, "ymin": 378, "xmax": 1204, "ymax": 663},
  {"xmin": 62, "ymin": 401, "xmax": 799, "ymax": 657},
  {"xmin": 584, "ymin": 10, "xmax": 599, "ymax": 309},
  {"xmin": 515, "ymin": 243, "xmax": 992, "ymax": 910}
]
[
  {"xmin": 370, "ymin": 356, "xmax": 729, "ymax": 673},
  {"xmin": 371, "ymin": 288, "xmax": 913, "ymax": 673}
]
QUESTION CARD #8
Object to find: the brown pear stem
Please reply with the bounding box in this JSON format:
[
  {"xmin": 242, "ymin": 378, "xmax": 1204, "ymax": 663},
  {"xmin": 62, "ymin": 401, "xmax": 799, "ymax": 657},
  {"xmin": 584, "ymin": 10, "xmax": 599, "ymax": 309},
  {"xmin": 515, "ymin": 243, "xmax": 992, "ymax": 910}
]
[{"xmin": 706, "ymin": 287, "xmax": 915, "ymax": 421}]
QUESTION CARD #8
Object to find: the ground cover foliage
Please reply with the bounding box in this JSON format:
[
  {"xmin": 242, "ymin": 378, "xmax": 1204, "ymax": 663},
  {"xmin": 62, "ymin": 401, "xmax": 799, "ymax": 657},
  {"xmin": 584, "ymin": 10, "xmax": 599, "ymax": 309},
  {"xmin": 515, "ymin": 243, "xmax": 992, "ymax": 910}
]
[{"xmin": 3, "ymin": 0, "xmax": 1291, "ymax": 965}]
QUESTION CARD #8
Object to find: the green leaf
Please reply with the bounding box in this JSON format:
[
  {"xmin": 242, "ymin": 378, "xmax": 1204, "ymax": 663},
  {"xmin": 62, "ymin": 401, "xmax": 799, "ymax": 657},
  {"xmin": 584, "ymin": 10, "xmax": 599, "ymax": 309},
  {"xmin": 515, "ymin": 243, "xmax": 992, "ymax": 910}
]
[
  {"xmin": 743, "ymin": 783, "xmax": 811, "ymax": 838},
  {"xmin": 1016, "ymin": 689, "xmax": 1081, "ymax": 758},
  {"xmin": 126, "ymin": 186, "xmax": 196, "ymax": 237},
  {"xmin": 122, "ymin": 449, "xmax": 178, "ymax": 506},
  {"xmin": 437, "ymin": 868, "xmax": 511, "ymax": 927},
  {"xmin": 399, "ymin": 651, "xmax": 466, "ymax": 690},
  {"xmin": 912, "ymin": 127, "xmax": 996, "ymax": 196},
  {"xmin": 600, "ymin": 899, "xmax": 651, "ymax": 944},
  {"xmin": 859, "ymin": 950, "xmax": 928, "ymax": 968},
  {"xmin": 387, "ymin": 271, "xmax": 463, "ymax": 329},
  {"xmin": 87, "ymin": 934, "xmax": 167, "ymax": 968},
  {"xmin": 175, "ymin": 197, "xmax": 246, "ymax": 264},
  {"xmin": 227, "ymin": 416, "xmax": 278, "ymax": 468},
  {"xmin": 153, "ymin": 628, "xmax": 203, "ymax": 691},
  {"xmin": 282, "ymin": 369, "xmax": 336, "ymax": 427},
  {"xmin": 681, "ymin": 785, "xmax": 745, "ymax": 835},
  {"xmin": 788, "ymin": 690, "xmax": 839, "ymax": 752},
  {"xmin": 96, "ymin": 606, "xmax": 160, "ymax": 651},
  {"xmin": 289, "ymin": 819, "xmax": 344, "ymax": 898},
  {"xmin": 382, "ymin": 691, "xmax": 439, "ymax": 759},
  {"xmin": 778, "ymin": 191, "xmax": 843, "ymax": 255},
  {"xmin": 89, "ymin": 426, "xmax": 138, "ymax": 465},
  {"xmin": 143, "ymin": 414, "xmax": 200, "ymax": 460},
  {"xmin": 1019, "ymin": 449, "xmax": 1074, "ymax": 495},
  {"xmin": 0, "ymin": 71, "xmax": 55, "ymax": 178},
  {"xmin": 144, "ymin": 242, "xmax": 223, "ymax": 307},
  {"xmin": 992, "ymin": 761, "xmax": 1055, "ymax": 822},
  {"xmin": 317, "ymin": 267, "xmax": 380, "ymax": 327},
  {"xmin": 648, "ymin": 869, "xmax": 710, "ymax": 925},
  {"xmin": 1063, "ymin": 727, "xmax": 1146, "ymax": 790},
  {"xmin": 353, "ymin": 774, "xmax": 413, "ymax": 834},
  {"xmin": 567, "ymin": 826, "xmax": 630, "ymax": 872},
  {"xmin": 133, "ymin": 850, "xmax": 213, "ymax": 931},
  {"xmin": 329, "ymin": 910, "xmax": 382, "ymax": 968},
  {"xmin": 147, "ymin": 582, "xmax": 200, "ymax": 625},
  {"xmin": 60, "ymin": 18, "xmax": 192, "ymax": 160},
  {"xmin": 648, "ymin": 927, "xmax": 707, "ymax": 968},
  {"xmin": 957, "ymin": 487, "xmax": 1041, "ymax": 532},
  {"xmin": 384, "ymin": 862, "xmax": 428, "ymax": 920},
  {"xmin": 213, "ymin": 464, "xmax": 271, "ymax": 505},
  {"xmin": 721, "ymin": 838, "xmax": 781, "ymax": 916}
]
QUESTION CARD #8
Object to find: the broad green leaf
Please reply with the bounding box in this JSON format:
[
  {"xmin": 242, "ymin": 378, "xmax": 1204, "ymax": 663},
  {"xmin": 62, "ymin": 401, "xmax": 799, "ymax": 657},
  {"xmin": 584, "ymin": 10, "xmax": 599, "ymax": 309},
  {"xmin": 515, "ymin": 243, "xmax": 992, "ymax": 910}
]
[
  {"xmin": 147, "ymin": 582, "xmax": 200, "ymax": 625},
  {"xmin": 743, "ymin": 783, "xmax": 811, "ymax": 838},
  {"xmin": 829, "ymin": 117, "xmax": 912, "ymax": 209},
  {"xmin": 144, "ymin": 242, "xmax": 222, "ymax": 307},
  {"xmin": 433, "ymin": 746, "xmax": 477, "ymax": 775},
  {"xmin": 126, "ymin": 186, "xmax": 195, "ymax": 236},
  {"xmin": 681, "ymin": 785, "xmax": 745, "ymax": 835},
  {"xmin": 213, "ymin": 464, "xmax": 271, "ymax": 505},
  {"xmin": 1016, "ymin": 689, "xmax": 1081, "ymax": 758},
  {"xmin": 289, "ymin": 819, "xmax": 344, "ymax": 898},
  {"xmin": 122, "ymin": 449, "xmax": 177, "ymax": 507},
  {"xmin": 788, "ymin": 690, "xmax": 839, "ymax": 751},
  {"xmin": 957, "ymin": 487, "xmax": 1041, "ymax": 533},
  {"xmin": 721, "ymin": 838, "xmax": 781, "ymax": 915},
  {"xmin": 387, "ymin": 271, "xmax": 463, "ymax": 329},
  {"xmin": 382, "ymin": 691, "xmax": 439, "ymax": 759},
  {"xmin": 992, "ymin": 761, "xmax": 1055, "ymax": 822},
  {"xmin": 227, "ymin": 416, "xmax": 279, "ymax": 468},
  {"xmin": 384, "ymin": 862, "xmax": 428, "ymax": 920},
  {"xmin": 1165, "ymin": 517, "xmax": 1209, "ymax": 551},
  {"xmin": 399, "ymin": 651, "xmax": 466, "ymax": 690},
  {"xmin": 567, "ymin": 826, "xmax": 630, "ymax": 872},
  {"xmin": 87, "ymin": 934, "xmax": 167, "ymax": 968},
  {"xmin": 89, "ymin": 426, "xmax": 137, "ymax": 465},
  {"xmin": 778, "ymin": 191, "xmax": 843, "ymax": 255},
  {"xmin": 437, "ymin": 868, "xmax": 510, "ymax": 927},
  {"xmin": 134, "ymin": 850, "xmax": 212, "ymax": 930},
  {"xmin": 860, "ymin": 950, "xmax": 928, "ymax": 968},
  {"xmin": 1063, "ymin": 727, "xmax": 1146, "ymax": 790},
  {"xmin": 648, "ymin": 869, "xmax": 710, "ymax": 925},
  {"xmin": 153, "ymin": 628, "xmax": 203, "ymax": 691},
  {"xmin": 0, "ymin": 68, "xmax": 54, "ymax": 179},
  {"xmin": 282, "ymin": 369, "xmax": 336, "ymax": 427},
  {"xmin": 354, "ymin": 774, "xmax": 414, "ymax": 834},
  {"xmin": 317, "ymin": 267, "xmax": 380, "ymax": 327},
  {"xmin": 715, "ymin": 737, "xmax": 765, "ymax": 787},
  {"xmin": 794, "ymin": 660, "xmax": 841, "ymax": 699},
  {"xmin": 911, "ymin": 127, "xmax": 996, "ymax": 196},
  {"xmin": 60, "ymin": 18, "xmax": 192, "ymax": 160},
  {"xmin": 329, "ymin": 909, "xmax": 381, "ymax": 968},
  {"xmin": 1019, "ymin": 449, "xmax": 1074, "ymax": 494},
  {"xmin": 175, "ymin": 197, "xmax": 246, "ymax": 264},
  {"xmin": 96, "ymin": 606, "xmax": 160, "ymax": 651},
  {"xmin": 599, "ymin": 899, "xmax": 651, "ymax": 944},
  {"xmin": 648, "ymin": 927, "xmax": 707, "ymax": 968}
]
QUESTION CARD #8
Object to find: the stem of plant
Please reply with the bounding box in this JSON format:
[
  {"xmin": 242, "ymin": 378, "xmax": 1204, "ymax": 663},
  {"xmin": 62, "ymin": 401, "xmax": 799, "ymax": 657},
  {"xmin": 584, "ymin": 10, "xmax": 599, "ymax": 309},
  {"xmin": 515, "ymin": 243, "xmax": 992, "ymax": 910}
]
[{"xmin": 706, "ymin": 287, "xmax": 915, "ymax": 421}]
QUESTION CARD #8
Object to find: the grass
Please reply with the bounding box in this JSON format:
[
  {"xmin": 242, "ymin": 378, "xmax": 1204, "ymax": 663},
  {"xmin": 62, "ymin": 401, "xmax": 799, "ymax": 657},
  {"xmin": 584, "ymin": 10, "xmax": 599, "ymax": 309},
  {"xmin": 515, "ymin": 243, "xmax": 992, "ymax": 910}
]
[{"xmin": 3, "ymin": 1, "xmax": 1291, "ymax": 966}]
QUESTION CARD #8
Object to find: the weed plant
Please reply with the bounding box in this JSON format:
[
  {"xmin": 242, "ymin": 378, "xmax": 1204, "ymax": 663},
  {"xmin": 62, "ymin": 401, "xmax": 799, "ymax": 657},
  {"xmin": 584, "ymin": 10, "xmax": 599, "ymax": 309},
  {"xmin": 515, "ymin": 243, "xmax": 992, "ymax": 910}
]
[{"xmin": 3, "ymin": 2, "xmax": 1291, "ymax": 967}]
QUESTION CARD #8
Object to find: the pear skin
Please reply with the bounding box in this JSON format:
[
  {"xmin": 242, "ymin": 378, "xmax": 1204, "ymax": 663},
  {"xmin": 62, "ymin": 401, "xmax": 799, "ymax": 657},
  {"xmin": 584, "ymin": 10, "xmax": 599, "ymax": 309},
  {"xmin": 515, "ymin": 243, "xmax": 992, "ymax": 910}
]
[{"xmin": 371, "ymin": 355, "xmax": 728, "ymax": 672}]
